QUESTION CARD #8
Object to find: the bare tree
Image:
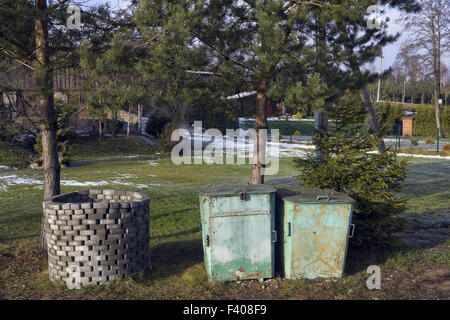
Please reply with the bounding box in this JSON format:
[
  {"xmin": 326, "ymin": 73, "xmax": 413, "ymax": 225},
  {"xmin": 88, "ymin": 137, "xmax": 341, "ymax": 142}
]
[
  {"xmin": 400, "ymin": 0, "xmax": 450, "ymax": 137},
  {"xmin": 394, "ymin": 42, "xmax": 420, "ymax": 103},
  {"xmin": 442, "ymin": 62, "xmax": 449, "ymax": 104}
]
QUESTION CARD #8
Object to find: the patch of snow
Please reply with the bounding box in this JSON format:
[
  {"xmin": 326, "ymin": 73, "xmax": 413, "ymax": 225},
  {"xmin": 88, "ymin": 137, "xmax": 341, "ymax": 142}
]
[
  {"xmin": 115, "ymin": 173, "xmax": 137, "ymax": 179},
  {"xmin": 189, "ymin": 132, "xmax": 450, "ymax": 160},
  {"xmin": 0, "ymin": 174, "xmax": 43, "ymax": 191},
  {"xmin": 226, "ymin": 91, "xmax": 257, "ymax": 100},
  {"xmin": 60, "ymin": 180, "xmax": 110, "ymax": 187},
  {"xmin": 186, "ymin": 70, "xmax": 218, "ymax": 75},
  {"xmin": 396, "ymin": 153, "xmax": 450, "ymax": 160},
  {"xmin": 144, "ymin": 160, "xmax": 158, "ymax": 166},
  {"xmin": 239, "ymin": 117, "xmax": 315, "ymax": 122},
  {"xmin": 109, "ymin": 179, "xmax": 160, "ymax": 189},
  {"xmin": 0, "ymin": 172, "xmax": 160, "ymax": 192},
  {"xmin": 0, "ymin": 166, "xmax": 16, "ymax": 171}
]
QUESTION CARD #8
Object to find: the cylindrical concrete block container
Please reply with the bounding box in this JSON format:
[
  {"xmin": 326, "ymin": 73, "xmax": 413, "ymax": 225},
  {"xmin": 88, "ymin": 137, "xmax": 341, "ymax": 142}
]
[{"xmin": 43, "ymin": 189, "xmax": 150, "ymax": 288}]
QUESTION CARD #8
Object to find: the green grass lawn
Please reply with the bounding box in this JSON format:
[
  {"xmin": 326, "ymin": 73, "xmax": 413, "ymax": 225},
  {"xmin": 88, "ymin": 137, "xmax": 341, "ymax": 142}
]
[
  {"xmin": 0, "ymin": 156, "xmax": 449, "ymax": 299},
  {"xmin": 66, "ymin": 135, "xmax": 155, "ymax": 160},
  {"xmin": 0, "ymin": 141, "xmax": 33, "ymax": 168}
]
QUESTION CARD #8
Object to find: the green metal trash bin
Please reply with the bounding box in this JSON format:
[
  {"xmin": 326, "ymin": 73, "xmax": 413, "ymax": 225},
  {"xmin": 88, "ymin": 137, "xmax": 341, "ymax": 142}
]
[
  {"xmin": 199, "ymin": 185, "xmax": 277, "ymax": 281},
  {"xmin": 275, "ymin": 189, "xmax": 355, "ymax": 279}
]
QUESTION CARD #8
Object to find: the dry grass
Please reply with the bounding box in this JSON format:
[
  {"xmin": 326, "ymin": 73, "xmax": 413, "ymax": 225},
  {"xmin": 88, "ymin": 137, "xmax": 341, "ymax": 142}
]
[
  {"xmin": 425, "ymin": 137, "xmax": 435, "ymax": 144},
  {"xmin": 398, "ymin": 148, "xmax": 450, "ymax": 157}
]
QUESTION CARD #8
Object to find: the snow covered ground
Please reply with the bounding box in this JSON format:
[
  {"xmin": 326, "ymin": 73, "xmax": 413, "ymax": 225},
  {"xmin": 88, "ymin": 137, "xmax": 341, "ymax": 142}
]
[
  {"xmin": 0, "ymin": 170, "xmax": 161, "ymax": 192},
  {"xmin": 239, "ymin": 117, "xmax": 314, "ymax": 122},
  {"xmin": 189, "ymin": 130, "xmax": 450, "ymax": 160},
  {"xmin": 1, "ymin": 130, "xmax": 448, "ymax": 193},
  {"xmin": 0, "ymin": 166, "xmax": 16, "ymax": 171}
]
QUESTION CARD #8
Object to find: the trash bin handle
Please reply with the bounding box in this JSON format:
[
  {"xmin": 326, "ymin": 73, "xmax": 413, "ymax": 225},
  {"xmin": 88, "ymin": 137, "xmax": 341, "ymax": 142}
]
[
  {"xmin": 271, "ymin": 230, "xmax": 277, "ymax": 243},
  {"xmin": 206, "ymin": 234, "xmax": 210, "ymax": 247},
  {"xmin": 288, "ymin": 222, "xmax": 292, "ymax": 236},
  {"xmin": 348, "ymin": 224, "xmax": 355, "ymax": 238},
  {"xmin": 317, "ymin": 195, "xmax": 330, "ymax": 201}
]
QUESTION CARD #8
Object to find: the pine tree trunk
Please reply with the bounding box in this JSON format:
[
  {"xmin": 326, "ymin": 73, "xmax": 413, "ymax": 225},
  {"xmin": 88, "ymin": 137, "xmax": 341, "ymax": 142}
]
[
  {"xmin": 252, "ymin": 80, "xmax": 268, "ymax": 184},
  {"xmin": 36, "ymin": 0, "xmax": 60, "ymax": 250},
  {"xmin": 360, "ymin": 87, "xmax": 386, "ymax": 154},
  {"xmin": 98, "ymin": 119, "xmax": 102, "ymax": 140},
  {"xmin": 127, "ymin": 106, "xmax": 131, "ymax": 136},
  {"xmin": 344, "ymin": 42, "xmax": 386, "ymax": 154},
  {"xmin": 137, "ymin": 105, "xmax": 142, "ymax": 135}
]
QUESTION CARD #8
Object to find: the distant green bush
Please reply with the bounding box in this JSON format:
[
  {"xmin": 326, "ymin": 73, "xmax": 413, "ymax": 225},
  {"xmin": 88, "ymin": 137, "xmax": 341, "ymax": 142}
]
[
  {"xmin": 413, "ymin": 105, "xmax": 450, "ymax": 137},
  {"xmin": 67, "ymin": 136, "xmax": 154, "ymax": 160},
  {"xmin": 0, "ymin": 141, "xmax": 33, "ymax": 167},
  {"xmin": 375, "ymin": 102, "xmax": 450, "ymax": 137},
  {"xmin": 375, "ymin": 101, "xmax": 403, "ymax": 134},
  {"xmin": 155, "ymin": 122, "xmax": 183, "ymax": 153},
  {"xmin": 409, "ymin": 137, "xmax": 419, "ymax": 146}
]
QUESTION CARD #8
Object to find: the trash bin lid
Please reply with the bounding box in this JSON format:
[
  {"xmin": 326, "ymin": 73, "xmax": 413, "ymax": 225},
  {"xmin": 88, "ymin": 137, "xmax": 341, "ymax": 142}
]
[
  {"xmin": 276, "ymin": 188, "xmax": 354, "ymax": 204},
  {"xmin": 199, "ymin": 184, "xmax": 276, "ymax": 197}
]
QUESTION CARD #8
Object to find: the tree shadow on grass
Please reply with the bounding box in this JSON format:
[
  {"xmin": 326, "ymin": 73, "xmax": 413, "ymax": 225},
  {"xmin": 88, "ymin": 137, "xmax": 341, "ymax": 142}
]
[
  {"xmin": 147, "ymin": 238, "xmax": 204, "ymax": 282},
  {"xmin": 344, "ymin": 234, "xmax": 449, "ymax": 276},
  {"xmin": 0, "ymin": 233, "xmax": 39, "ymax": 242},
  {"xmin": 150, "ymin": 208, "xmax": 197, "ymax": 221},
  {"xmin": 151, "ymin": 227, "xmax": 200, "ymax": 240},
  {"xmin": 343, "ymin": 161, "xmax": 450, "ymax": 275}
]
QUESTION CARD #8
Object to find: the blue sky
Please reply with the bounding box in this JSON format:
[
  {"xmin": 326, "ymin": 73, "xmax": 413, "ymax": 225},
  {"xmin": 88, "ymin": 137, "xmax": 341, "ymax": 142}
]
[{"xmin": 82, "ymin": 1, "xmax": 447, "ymax": 71}]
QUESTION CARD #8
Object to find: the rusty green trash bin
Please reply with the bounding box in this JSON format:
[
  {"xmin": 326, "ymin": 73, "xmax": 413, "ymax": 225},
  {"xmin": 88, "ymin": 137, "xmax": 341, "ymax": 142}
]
[
  {"xmin": 275, "ymin": 189, "xmax": 355, "ymax": 279},
  {"xmin": 199, "ymin": 185, "xmax": 277, "ymax": 281}
]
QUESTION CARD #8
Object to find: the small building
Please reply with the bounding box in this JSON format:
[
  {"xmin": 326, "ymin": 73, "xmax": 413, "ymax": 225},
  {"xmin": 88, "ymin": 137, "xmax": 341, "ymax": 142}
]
[{"xmin": 401, "ymin": 115, "xmax": 415, "ymax": 137}]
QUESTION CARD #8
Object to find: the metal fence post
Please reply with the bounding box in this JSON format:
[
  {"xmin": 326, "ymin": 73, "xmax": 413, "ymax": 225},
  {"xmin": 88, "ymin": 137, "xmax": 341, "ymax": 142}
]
[{"xmin": 290, "ymin": 120, "xmax": 293, "ymax": 142}]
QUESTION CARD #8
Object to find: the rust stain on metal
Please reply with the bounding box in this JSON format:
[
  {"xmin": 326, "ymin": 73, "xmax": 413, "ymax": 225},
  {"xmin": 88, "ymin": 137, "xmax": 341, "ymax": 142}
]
[
  {"xmin": 244, "ymin": 270, "xmax": 263, "ymax": 279},
  {"xmin": 230, "ymin": 267, "xmax": 263, "ymax": 281},
  {"xmin": 290, "ymin": 203, "xmax": 348, "ymax": 278}
]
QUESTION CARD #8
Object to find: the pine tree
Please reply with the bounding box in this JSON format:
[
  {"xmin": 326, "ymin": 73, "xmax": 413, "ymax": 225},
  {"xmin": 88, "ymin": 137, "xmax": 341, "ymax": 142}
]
[
  {"xmin": 284, "ymin": 73, "xmax": 329, "ymax": 116},
  {"xmin": 80, "ymin": 30, "xmax": 147, "ymax": 138},
  {"xmin": 134, "ymin": 0, "xmax": 240, "ymax": 145},
  {"xmin": 0, "ymin": 1, "xmax": 132, "ymax": 249},
  {"xmin": 193, "ymin": 0, "xmax": 314, "ymax": 183},
  {"xmin": 295, "ymin": 90, "xmax": 409, "ymax": 250},
  {"xmin": 303, "ymin": 0, "xmax": 420, "ymax": 153}
]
